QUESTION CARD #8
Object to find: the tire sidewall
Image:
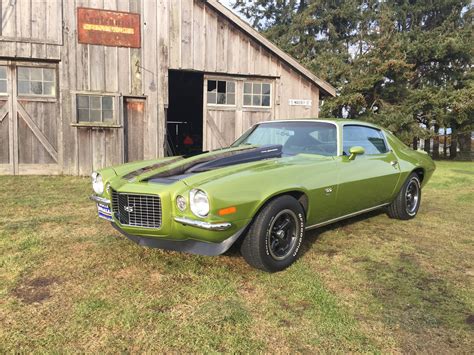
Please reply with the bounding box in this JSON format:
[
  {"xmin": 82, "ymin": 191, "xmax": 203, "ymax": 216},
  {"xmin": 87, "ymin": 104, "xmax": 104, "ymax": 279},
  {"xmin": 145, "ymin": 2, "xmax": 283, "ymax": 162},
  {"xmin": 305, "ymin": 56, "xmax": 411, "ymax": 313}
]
[
  {"xmin": 403, "ymin": 175, "xmax": 421, "ymax": 218},
  {"xmin": 258, "ymin": 197, "xmax": 305, "ymax": 271}
]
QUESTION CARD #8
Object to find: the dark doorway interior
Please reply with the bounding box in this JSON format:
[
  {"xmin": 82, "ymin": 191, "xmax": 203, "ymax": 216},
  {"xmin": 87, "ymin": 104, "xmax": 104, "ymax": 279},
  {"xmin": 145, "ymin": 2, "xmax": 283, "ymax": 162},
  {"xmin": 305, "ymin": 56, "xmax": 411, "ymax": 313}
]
[{"xmin": 167, "ymin": 70, "xmax": 204, "ymax": 156}]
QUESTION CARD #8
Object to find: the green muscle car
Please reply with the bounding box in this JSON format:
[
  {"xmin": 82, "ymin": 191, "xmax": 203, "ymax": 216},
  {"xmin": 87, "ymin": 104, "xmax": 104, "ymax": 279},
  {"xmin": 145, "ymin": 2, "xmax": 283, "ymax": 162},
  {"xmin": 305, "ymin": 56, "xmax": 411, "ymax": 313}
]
[{"xmin": 90, "ymin": 119, "xmax": 435, "ymax": 272}]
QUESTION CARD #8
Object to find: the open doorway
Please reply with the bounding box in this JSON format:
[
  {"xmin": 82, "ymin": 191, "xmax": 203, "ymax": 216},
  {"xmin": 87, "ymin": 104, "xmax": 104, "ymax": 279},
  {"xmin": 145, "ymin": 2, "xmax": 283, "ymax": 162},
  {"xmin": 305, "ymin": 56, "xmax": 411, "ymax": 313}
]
[{"xmin": 166, "ymin": 70, "xmax": 203, "ymax": 156}]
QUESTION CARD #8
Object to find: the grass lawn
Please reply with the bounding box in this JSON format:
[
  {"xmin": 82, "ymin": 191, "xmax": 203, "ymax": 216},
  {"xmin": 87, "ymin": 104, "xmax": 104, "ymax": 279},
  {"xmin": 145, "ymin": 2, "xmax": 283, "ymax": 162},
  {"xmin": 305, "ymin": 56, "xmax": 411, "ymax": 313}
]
[{"xmin": 1, "ymin": 161, "xmax": 473, "ymax": 352}]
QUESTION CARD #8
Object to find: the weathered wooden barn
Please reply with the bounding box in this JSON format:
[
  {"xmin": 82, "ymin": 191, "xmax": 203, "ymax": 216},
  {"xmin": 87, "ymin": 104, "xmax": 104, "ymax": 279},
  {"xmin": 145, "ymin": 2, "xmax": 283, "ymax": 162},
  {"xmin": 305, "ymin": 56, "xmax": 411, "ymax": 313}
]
[{"xmin": 0, "ymin": 0, "xmax": 335, "ymax": 176}]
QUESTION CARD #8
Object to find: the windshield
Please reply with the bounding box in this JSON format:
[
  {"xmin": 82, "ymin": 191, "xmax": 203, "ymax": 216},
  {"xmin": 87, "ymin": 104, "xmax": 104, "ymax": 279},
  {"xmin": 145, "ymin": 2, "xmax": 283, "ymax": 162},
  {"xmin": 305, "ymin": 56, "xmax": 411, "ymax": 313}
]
[{"xmin": 233, "ymin": 121, "xmax": 338, "ymax": 156}]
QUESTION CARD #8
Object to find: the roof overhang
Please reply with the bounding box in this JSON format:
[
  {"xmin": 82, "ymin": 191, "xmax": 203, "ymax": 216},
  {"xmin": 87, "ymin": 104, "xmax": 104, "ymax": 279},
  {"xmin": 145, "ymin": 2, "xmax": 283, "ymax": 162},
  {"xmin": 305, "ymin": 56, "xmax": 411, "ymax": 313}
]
[{"xmin": 204, "ymin": 0, "xmax": 336, "ymax": 97}]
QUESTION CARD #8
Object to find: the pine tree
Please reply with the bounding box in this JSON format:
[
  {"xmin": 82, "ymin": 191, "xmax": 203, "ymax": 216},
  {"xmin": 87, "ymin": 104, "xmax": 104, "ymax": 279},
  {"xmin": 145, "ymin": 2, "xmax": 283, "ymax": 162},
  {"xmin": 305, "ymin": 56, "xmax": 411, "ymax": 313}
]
[{"xmin": 232, "ymin": 0, "xmax": 473, "ymax": 148}]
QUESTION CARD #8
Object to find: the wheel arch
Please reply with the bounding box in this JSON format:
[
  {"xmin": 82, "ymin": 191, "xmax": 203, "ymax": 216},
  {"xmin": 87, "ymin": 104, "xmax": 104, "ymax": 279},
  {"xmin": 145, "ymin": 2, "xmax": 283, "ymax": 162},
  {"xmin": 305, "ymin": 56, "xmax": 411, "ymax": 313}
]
[
  {"xmin": 254, "ymin": 189, "xmax": 310, "ymax": 221},
  {"xmin": 411, "ymin": 167, "xmax": 425, "ymax": 183}
]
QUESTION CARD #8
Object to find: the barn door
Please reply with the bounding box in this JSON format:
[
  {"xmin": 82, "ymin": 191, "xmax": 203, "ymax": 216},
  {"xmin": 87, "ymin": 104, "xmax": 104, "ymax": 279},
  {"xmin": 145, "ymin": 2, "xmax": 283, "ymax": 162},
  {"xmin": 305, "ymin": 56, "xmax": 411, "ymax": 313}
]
[
  {"xmin": 0, "ymin": 62, "xmax": 60, "ymax": 175},
  {"xmin": 124, "ymin": 97, "xmax": 146, "ymax": 162},
  {"xmin": 203, "ymin": 75, "xmax": 276, "ymax": 151}
]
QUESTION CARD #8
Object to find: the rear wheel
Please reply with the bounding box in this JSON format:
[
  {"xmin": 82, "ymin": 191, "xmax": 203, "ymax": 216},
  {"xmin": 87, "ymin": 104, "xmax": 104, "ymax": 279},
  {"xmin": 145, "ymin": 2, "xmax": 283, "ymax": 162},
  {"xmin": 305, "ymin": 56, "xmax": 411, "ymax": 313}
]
[
  {"xmin": 387, "ymin": 173, "xmax": 421, "ymax": 220},
  {"xmin": 240, "ymin": 195, "xmax": 305, "ymax": 272}
]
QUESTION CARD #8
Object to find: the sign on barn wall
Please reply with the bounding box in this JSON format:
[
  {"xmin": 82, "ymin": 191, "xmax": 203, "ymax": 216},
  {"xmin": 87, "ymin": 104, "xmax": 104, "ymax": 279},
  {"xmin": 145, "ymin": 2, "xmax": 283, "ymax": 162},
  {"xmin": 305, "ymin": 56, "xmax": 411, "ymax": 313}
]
[
  {"xmin": 289, "ymin": 99, "xmax": 312, "ymax": 107},
  {"xmin": 77, "ymin": 7, "xmax": 141, "ymax": 48}
]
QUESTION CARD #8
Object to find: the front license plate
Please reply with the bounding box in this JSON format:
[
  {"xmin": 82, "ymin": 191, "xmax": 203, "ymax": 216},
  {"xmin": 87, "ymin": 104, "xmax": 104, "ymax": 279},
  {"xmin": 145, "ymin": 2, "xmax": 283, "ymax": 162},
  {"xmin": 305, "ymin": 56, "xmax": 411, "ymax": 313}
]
[{"xmin": 97, "ymin": 203, "xmax": 112, "ymax": 221}]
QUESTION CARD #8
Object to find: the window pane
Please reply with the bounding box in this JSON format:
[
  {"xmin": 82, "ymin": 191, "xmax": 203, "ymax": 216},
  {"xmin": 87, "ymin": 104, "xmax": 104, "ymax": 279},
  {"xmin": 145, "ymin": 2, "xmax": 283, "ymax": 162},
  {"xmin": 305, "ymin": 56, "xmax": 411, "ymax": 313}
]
[
  {"xmin": 43, "ymin": 82, "xmax": 55, "ymax": 96},
  {"xmin": 243, "ymin": 94, "xmax": 252, "ymax": 106},
  {"xmin": 217, "ymin": 81, "xmax": 226, "ymax": 93},
  {"xmin": 77, "ymin": 109, "xmax": 90, "ymax": 122},
  {"xmin": 253, "ymin": 95, "xmax": 261, "ymax": 106},
  {"xmin": 227, "ymin": 81, "xmax": 235, "ymax": 93},
  {"xmin": 227, "ymin": 93, "xmax": 235, "ymax": 105},
  {"xmin": 262, "ymin": 83, "xmax": 271, "ymax": 95},
  {"xmin": 207, "ymin": 92, "xmax": 216, "ymax": 104},
  {"xmin": 253, "ymin": 83, "xmax": 261, "ymax": 94},
  {"xmin": 262, "ymin": 95, "xmax": 270, "ymax": 107},
  {"xmin": 343, "ymin": 126, "xmax": 388, "ymax": 155},
  {"xmin": 17, "ymin": 67, "xmax": 29, "ymax": 80},
  {"xmin": 31, "ymin": 81, "xmax": 42, "ymax": 95},
  {"xmin": 207, "ymin": 80, "xmax": 216, "ymax": 92},
  {"xmin": 30, "ymin": 68, "xmax": 42, "ymax": 81},
  {"xmin": 244, "ymin": 82, "xmax": 252, "ymax": 94},
  {"xmin": 102, "ymin": 96, "xmax": 113, "ymax": 110},
  {"xmin": 77, "ymin": 95, "xmax": 89, "ymax": 109},
  {"xmin": 0, "ymin": 67, "xmax": 6, "ymax": 80},
  {"xmin": 103, "ymin": 110, "xmax": 114, "ymax": 121},
  {"xmin": 90, "ymin": 96, "xmax": 101, "ymax": 109},
  {"xmin": 0, "ymin": 80, "xmax": 6, "ymax": 93},
  {"xmin": 43, "ymin": 68, "xmax": 54, "ymax": 82},
  {"xmin": 217, "ymin": 92, "xmax": 226, "ymax": 105},
  {"xmin": 90, "ymin": 109, "xmax": 102, "ymax": 122},
  {"xmin": 18, "ymin": 81, "xmax": 29, "ymax": 94}
]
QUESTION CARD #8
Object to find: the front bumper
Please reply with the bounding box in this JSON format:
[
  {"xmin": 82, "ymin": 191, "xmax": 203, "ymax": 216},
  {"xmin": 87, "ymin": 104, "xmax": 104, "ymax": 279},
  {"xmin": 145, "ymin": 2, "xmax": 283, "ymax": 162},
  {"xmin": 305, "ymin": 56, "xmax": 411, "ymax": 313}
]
[
  {"xmin": 90, "ymin": 194, "xmax": 249, "ymax": 255},
  {"xmin": 111, "ymin": 223, "xmax": 246, "ymax": 256}
]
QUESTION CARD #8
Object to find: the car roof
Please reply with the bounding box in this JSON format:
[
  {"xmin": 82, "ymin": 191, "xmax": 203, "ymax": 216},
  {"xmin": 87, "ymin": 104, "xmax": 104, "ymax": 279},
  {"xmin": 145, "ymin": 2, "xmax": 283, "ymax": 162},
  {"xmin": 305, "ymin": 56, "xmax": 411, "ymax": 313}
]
[{"xmin": 259, "ymin": 119, "xmax": 384, "ymax": 130}]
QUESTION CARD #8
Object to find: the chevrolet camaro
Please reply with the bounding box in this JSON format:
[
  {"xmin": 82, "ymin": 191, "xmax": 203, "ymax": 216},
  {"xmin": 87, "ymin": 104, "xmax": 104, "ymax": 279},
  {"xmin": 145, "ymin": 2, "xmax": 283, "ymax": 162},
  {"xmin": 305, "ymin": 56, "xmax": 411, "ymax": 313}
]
[{"xmin": 90, "ymin": 120, "xmax": 435, "ymax": 272}]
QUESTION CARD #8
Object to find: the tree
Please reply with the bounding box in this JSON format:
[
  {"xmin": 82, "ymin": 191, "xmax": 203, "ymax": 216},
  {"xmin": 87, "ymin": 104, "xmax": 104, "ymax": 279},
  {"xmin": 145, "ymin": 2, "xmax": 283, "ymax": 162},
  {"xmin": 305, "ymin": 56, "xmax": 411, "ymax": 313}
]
[{"xmin": 232, "ymin": 0, "xmax": 473, "ymax": 148}]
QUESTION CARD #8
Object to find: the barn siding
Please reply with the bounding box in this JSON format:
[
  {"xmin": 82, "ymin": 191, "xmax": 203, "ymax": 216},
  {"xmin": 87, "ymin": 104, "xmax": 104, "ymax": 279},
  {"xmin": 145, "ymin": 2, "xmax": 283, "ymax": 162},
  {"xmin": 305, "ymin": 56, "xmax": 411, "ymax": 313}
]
[{"xmin": 0, "ymin": 0, "xmax": 330, "ymax": 175}]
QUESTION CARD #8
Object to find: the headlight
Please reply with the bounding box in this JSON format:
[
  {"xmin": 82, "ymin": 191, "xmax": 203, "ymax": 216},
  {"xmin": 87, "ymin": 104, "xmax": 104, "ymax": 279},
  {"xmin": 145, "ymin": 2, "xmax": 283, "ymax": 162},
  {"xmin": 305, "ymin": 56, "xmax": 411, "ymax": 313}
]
[
  {"xmin": 190, "ymin": 189, "xmax": 209, "ymax": 217},
  {"xmin": 91, "ymin": 171, "xmax": 104, "ymax": 195},
  {"xmin": 176, "ymin": 195, "xmax": 187, "ymax": 211}
]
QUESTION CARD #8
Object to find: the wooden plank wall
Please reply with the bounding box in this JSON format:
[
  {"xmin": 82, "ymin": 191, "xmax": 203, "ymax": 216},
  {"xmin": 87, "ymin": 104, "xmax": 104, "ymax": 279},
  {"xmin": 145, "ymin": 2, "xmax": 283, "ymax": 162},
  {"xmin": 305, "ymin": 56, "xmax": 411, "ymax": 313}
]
[
  {"xmin": 1, "ymin": 0, "xmax": 323, "ymax": 175},
  {"xmin": 0, "ymin": 0, "xmax": 62, "ymax": 59}
]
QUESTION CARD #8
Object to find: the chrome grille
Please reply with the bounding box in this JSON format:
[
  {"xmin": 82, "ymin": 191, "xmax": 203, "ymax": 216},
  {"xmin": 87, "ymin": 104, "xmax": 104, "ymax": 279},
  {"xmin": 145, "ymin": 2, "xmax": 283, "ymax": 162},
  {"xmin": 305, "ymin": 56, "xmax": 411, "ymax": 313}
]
[{"xmin": 110, "ymin": 190, "xmax": 162, "ymax": 228}]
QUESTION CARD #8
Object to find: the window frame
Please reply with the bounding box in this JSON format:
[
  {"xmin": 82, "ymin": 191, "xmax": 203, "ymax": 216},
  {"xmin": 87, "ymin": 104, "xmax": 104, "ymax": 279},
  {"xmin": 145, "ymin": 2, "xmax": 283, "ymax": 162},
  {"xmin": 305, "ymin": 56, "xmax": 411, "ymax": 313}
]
[
  {"xmin": 206, "ymin": 79, "xmax": 237, "ymax": 107},
  {"xmin": 71, "ymin": 91, "xmax": 121, "ymax": 128},
  {"xmin": 342, "ymin": 124, "xmax": 391, "ymax": 156},
  {"xmin": 16, "ymin": 66, "xmax": 57, "ymax": 99},
  {"xmin": 243, "ymin": 81, "xmax": 272, "ymax": 109}
]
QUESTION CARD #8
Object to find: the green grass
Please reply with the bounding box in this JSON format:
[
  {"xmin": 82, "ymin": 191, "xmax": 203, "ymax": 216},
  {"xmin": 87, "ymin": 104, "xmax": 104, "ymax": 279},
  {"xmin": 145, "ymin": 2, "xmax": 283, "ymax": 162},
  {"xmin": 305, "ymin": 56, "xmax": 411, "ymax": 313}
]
[{"xmin": 1, "ymin": 161, "xmax": 473, "ymax": 352}]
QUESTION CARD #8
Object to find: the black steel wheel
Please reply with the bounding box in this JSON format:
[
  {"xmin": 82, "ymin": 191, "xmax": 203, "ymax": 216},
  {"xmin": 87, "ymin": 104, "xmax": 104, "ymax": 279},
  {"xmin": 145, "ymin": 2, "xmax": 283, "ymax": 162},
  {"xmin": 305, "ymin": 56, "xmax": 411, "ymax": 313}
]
[
  {"xmin": 387, "ymin": 173, "xmax": 422, "ymax": 220},
  {"xmin": 240, "ymin": 195, "xmax": 305, "ymax": 272}
]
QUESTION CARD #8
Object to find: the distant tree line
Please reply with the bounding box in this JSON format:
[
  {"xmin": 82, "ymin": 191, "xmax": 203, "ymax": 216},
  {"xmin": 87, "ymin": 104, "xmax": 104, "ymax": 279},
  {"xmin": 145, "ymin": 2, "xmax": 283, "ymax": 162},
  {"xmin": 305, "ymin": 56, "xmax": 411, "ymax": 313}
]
[{"xmin": 232, "ymin": 0, "xmax": 473, "ymax": 159}]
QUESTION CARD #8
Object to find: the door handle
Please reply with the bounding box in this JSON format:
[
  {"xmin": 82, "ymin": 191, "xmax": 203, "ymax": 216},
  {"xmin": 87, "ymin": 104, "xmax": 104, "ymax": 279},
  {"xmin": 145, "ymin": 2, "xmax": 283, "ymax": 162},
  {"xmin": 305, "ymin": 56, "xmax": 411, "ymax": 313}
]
[{"xmin": 390, "ymin": 160, "xmax": 398, "ymax": 167}]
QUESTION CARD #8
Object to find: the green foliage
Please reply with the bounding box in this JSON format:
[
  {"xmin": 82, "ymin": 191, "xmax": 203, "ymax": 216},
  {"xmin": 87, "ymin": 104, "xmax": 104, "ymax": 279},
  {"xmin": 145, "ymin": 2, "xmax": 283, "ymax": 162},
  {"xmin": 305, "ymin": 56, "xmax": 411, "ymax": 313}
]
[{"xmin": 233, "ymin": 0, "xmax": 473, "ymax": 142}]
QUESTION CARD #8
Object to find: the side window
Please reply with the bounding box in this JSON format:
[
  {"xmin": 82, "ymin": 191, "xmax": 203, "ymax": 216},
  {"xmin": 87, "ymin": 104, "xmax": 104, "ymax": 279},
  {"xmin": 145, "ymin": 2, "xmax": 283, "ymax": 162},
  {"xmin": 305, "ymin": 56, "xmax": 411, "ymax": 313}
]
[
  {"xmin": 17, "ymin": 67, "xmax": 56, "ymax": 97},
  {"xmin": 343, "ymin": 125, "xmax": 388, "ymax": 155},
  {"xmin": 0, "ymin": 66, "xmax": 7, "ymax": 94},
  {"xmin": 76, "ymin": 94, "xmax": 114, "ymax": 123},
  {"xmin": 243, "ymin": 82, "xmax": 271, "ymax": 107},
  {"xmin": 207, "ymin": 80, "xmax": 236, "ymax": 105}
]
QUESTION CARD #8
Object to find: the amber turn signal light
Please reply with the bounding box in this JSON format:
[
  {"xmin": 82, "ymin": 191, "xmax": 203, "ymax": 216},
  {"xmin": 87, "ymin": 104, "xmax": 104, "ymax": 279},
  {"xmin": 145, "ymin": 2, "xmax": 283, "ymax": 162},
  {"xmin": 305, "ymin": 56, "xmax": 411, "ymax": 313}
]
[{"xmin": 218, "ymin": 206, "xmax": 237, "ymax": 216}]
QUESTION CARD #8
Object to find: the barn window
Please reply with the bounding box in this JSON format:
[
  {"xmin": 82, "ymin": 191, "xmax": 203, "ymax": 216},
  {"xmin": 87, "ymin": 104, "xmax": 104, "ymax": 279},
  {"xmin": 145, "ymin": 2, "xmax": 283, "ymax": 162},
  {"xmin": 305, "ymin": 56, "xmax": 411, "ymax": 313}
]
[
  {"xmin": 0, "ymin": 67, "xmax": 7, "ymax": 94},
  {"xmin": 207, "ymin": 80, "xmax": 236, "ymax": 105},
  {"xmin": 243, "ymin": 82, "xmax": 271, "ymax": 107},
  {"xmin": 76, "ymin": 95, "xmax": 114, "ymax": 123},
  {"xmin": 17, "ymin": 67, "xmax": 55, "ymax": 97}
]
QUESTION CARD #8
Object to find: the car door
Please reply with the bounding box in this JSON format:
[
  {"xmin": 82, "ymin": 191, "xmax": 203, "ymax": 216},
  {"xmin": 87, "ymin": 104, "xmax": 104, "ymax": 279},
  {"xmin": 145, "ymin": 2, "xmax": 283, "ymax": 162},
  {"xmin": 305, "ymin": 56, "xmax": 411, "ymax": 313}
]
[{"xmin": 335, "ymin": 125, "xmax": 401, "ymax": 216}]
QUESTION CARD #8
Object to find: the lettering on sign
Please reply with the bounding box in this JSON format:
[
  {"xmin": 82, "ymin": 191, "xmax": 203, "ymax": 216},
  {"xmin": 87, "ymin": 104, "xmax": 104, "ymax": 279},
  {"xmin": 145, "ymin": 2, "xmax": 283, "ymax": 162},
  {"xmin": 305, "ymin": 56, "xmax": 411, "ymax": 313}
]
[
  {"xmin": 77, "ymin": 7, "xmax": 141, "ymax": 48},
  {"xmin": 289, "ymin": 99, "xmax": 312, "ymax": 106}
]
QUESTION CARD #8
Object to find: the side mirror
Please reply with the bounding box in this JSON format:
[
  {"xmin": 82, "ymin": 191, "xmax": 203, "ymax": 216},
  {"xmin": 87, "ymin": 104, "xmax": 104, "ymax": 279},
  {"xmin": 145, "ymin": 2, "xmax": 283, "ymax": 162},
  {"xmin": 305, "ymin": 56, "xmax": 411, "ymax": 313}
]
[{"xmin": 348, "ymin": 146, "xmax": 365, "ymax": 160}]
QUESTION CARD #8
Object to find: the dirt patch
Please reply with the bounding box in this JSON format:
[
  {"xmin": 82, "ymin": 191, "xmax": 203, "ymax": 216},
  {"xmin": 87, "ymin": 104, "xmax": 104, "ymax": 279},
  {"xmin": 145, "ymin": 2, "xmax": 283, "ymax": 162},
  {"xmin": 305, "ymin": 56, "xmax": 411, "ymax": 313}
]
[
  {"xmin": 11, "ymin": 276, "xmax": 60, "ymax": 304},
  {"xmin": 466, "ymin": 315, "xmax": 474, "ymax": 326}
]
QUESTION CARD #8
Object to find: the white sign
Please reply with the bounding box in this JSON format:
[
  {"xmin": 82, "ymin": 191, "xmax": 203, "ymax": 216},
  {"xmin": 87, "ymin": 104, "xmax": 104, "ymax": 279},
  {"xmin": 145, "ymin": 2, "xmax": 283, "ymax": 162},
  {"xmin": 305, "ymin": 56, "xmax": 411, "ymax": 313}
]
[{"xmin": 289, "ymin": 99, "xmax": 312, "ymax": 106}]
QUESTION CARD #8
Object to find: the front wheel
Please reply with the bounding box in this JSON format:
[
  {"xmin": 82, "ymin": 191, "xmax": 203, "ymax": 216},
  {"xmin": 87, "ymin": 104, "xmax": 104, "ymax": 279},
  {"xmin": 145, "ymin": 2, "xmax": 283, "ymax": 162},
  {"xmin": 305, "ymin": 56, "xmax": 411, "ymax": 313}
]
[
  {"xmin": 240, "ymin": 195, "xmax": 305, "ymax": 272},
  {"xmin": 387, "ymin": 173, "xmax": 421, "ymax": 220}
]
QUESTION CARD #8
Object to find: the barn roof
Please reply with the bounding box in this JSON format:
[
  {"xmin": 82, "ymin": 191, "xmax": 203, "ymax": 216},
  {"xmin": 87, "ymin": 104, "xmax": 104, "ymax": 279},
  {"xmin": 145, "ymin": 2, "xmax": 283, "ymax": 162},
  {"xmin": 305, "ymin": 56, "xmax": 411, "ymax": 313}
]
[{"xmin": 205, "ymin": 0, "xmax": 336, "ymax": 97}]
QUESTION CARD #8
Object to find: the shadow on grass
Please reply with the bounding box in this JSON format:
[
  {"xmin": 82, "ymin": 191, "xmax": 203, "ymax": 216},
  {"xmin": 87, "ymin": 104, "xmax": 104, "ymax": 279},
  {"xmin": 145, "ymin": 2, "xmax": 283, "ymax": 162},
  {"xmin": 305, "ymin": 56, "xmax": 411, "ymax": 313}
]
[{"xmin": 301, "ymin": 209, "xmax": 386, "ymax": 257}]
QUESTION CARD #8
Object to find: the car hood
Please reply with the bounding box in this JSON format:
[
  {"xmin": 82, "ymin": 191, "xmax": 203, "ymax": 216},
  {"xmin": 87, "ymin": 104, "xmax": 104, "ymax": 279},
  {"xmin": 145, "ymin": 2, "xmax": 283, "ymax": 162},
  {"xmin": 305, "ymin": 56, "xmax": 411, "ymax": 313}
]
[{"xmin": 114, "ymin": 146, "xmax": 332, "ymax": 188}]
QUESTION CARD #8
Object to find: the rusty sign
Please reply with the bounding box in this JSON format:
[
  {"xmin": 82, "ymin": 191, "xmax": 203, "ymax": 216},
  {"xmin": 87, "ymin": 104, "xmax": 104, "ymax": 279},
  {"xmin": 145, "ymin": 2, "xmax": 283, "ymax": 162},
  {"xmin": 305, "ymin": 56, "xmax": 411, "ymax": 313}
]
[{"xmin": 77, "ymin": 7, "xmax": 141, "ymax": 48}]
